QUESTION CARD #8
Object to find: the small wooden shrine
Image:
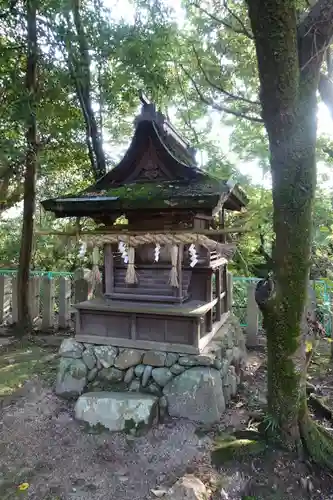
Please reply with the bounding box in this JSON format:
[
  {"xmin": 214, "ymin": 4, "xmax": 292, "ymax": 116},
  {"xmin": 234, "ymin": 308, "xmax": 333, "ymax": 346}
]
[{"xmin": 42, "ymin": 93, "xmax": 248, "ymax": 354}]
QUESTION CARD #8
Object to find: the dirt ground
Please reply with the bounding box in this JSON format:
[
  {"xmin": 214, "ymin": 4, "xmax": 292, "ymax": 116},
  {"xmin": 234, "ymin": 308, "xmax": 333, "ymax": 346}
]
[{"xmin": 0, "ymin": 334, "xmax": 333, "ymax": 500}]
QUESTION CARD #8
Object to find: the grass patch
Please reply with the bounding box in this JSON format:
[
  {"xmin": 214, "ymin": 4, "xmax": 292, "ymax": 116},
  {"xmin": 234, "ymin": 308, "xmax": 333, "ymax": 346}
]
[
  {"xmin": 0, "ymin": 340, "xmax": 58, "ymax": 397},
  {"xmin": 0, "ymin": 465, "xmax": 37, "ymax": 499},
  {"xmin": 211, "ymin": 431, "xmax": 268, "ymax": 466}
]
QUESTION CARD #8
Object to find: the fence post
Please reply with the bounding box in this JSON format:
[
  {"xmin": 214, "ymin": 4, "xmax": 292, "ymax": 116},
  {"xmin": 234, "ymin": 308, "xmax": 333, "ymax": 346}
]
[
  {"xmin": 307, "ymin": 284, "xmax": 316, "ymax": 321},
  {"xmin": 74, "ymin": 268, "xmax": 89, "ymax": 304},
  {"xmin": 226, "ymin": 271, "xmax": 233, "ymax": 312},
  {"xmin": 246, "ymin": 282, "xmax": 259, "ymax": 347},
  {"xmin": 42, "ymin": 276, "xmax": 55, "ymax": 330},
  {"xmin": 28, "ymin": 276, "xmax": 41, "ymax": 321},
  {"xmin": 11, "ymin": 275, "xmax": 18, "ymax": 323},
  {"xmin": 0, "ymin": 276, "xmax": 10, "ymax": 323},
  {"xmin": 58, "ymin": 277, "xmax": 71, "ymax": 329}
]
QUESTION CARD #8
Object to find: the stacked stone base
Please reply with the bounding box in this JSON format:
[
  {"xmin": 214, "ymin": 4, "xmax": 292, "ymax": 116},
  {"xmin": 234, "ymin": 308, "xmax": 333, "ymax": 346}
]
[{"xmin": 56, "ymin": 315, "xmax": 246, "ymax": 425}]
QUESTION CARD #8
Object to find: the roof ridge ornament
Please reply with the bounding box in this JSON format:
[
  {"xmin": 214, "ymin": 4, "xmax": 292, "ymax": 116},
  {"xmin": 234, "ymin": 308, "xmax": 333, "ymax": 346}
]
[{"xmin": 137, "ymin": 90, "xmax": 197, "ymax": 163}]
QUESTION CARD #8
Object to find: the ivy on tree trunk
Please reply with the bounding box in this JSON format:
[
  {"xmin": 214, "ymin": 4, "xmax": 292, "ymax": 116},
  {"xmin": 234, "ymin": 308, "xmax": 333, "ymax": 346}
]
[
  {"xmin": 246, "ymin": 0, "xmax": 333, "ymax": 467},
  {"xmin": 17, "ymin": 0, "xmax": 38, "ymax": 332}
]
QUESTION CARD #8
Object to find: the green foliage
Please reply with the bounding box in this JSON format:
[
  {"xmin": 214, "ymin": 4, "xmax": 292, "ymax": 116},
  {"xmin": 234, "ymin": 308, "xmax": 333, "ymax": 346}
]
[{"xmin": 0, "ymin": 0, "xmax": 332, "ymax": 280}]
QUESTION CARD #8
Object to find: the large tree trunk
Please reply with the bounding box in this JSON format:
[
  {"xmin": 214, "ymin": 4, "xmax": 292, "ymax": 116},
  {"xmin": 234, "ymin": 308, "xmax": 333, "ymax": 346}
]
[
  {"xmin": 264, "ymin": 98, "xmax": 317, "ymax": 444},
  {"xmin": 246, "ymin": 0, "xmax": 333, "ymax": 468},
  {"xmin": 17, "ymin": 0, "xmax": 38, "ymax": 331}
]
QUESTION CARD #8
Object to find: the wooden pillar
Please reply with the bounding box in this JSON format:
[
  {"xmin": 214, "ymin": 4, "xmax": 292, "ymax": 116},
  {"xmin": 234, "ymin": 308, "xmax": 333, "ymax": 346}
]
[
  {"xmin": 307, "ymin": 284, "xmax": 316, "ymax": 321},
  {"xmin": 205, "ymin": 271, "xmax": 213, "ymax": 333},
  {"xmin": 222, "ymin": 265, "xmax": 228, "ymax": 313},
  {"xmin": 42, "ymin": 276, "xmax": 55, "ymax": 330},
  {"xmin": 104, "ymin": 243, "xmax": 114, "ymax": 295},
  {"xmin": 177, "ymin": 244, "xmax": 183, "ymax": 301},
  {"xmin": 226, "ymin": 271, "xmax": 233, "ymax": 312},
  {"xmin": 219, "ymin": 208, "xmax": 226, "ymax": 242},
  {"xmin": 215, "ymin": 266, "xmax": 222, "ymax": 321},
  {"xmin": 28, "ymin": 276, "xmax": 40, "ymax": 320},
  {"xmin": 246, "ymin": 282, "xmax": 259, "ymax": 347},
  {"xmin": 74, "ymin": 268, "xmax": 89, "ymax": 303},
  {"xmin": 0, "ymin": 276, "xmax": 10, "ymax": 323},
  {"xmin": 58, "ymin": 277, "xmax": 71, "ymax": 329},
  {"xmin": 11, "ymin": 275, "xmax": 18, "ymax": 323}
]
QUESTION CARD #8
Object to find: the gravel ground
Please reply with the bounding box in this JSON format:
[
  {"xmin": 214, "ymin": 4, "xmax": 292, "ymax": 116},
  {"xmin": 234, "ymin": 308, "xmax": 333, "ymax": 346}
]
[
  {"xmin": 0, "ymin": 380, "xmax": 212, "ymax": 500},
  {"xmin": 1, "ymin": 339, "xmax": 333, "ymax": 500}
]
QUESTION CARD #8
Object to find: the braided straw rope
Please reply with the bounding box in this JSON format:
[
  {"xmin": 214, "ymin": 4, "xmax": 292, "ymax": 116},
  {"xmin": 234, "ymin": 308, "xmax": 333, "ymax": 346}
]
[
  {"xmin": 83, "ymin": 232, "xmax": 235, "ymax": 260},
  {"xmin": 83, "ymin": 233, "xmax": 235, "ymax": 286}
]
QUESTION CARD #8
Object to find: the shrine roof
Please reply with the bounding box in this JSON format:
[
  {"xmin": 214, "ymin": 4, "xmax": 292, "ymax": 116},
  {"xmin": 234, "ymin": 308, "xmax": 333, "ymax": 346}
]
[{"xmin": 42, "ymin": 92, "xmax": 248, "ymax": 217}]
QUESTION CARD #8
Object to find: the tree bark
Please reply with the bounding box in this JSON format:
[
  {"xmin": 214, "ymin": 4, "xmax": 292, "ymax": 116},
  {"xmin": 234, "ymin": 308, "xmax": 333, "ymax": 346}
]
[
  {"xmin": 17, "ymin": 0, "xmax": 38, "ymax": 332},
  {"xmin": 246, "ymin": 0, "xmax": 333, "ymax": 464},
  {"xmin": 265, "ymin": 100, "xmax": 317, "ymax": 444},
  {"xmin": 70, "ymin": 0, "xmax": 106, "ymax": 180}
]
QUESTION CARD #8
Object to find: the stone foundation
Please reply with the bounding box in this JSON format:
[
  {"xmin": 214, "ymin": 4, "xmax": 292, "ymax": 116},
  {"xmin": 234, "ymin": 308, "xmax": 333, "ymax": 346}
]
[{"xmin": 56, "ymin": 315, "xmax": 246, "ymax": 424}]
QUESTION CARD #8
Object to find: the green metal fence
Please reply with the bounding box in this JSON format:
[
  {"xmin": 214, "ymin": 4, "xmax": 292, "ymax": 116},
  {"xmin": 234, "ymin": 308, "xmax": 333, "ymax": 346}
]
[
  {"xmin": 0, "ymin": 270, "xmax": 331, "ymax": 336},
  {"xmin": 232, "ymin": 276, "xmax": 332, "ymax": 336},
  {"xmin": 313, "ymin": 279, "xmax": 332, "ymax": 336},
  {"xmin": 232, "ymin": 277, "xmax": 261, "ymax": 328},
  {"xmin": 0, "ymin": 269, "xmax": 74, "ymax": 278}
]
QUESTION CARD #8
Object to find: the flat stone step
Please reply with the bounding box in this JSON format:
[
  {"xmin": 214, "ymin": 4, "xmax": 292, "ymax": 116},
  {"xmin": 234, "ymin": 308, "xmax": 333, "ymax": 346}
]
[{"xmin": 74, "ymin": 391, "xmax": 159, "ymax": 432}]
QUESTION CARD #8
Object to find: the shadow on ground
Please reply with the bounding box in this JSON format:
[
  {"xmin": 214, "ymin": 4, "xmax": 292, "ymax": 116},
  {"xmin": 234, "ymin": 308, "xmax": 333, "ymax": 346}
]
[{"xmin": 0, "ymin": 337, "xmax": 332, "ymax": 499}]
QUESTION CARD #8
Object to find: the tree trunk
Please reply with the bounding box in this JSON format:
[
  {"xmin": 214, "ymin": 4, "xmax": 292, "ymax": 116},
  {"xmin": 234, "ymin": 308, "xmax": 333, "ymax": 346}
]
[
  {"xmin": 245, "ymin": 0, "xmax": 333, "ymax": 468},
  {"xmin": 264, "ymin": 97, "xmax": 317, "ymax": 444},
  {"xmin": 17, "ymin": 0, "xmax": 38, "ymax": 332},
  {"xmin": 70, "ymin": 0, "xmax": 106, "ymax": 180}
]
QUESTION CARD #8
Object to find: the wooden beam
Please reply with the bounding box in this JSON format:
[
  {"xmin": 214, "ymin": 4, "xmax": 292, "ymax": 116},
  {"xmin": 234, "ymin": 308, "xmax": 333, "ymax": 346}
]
[
  {"xmin": 35, "ymin": 226, "xmax": 250, "ymax": 237},
  {"xmin": 74, "ymin": 296, "xmax": 222, "ymax": 317},
  {"xmin": 216, "ymin": 267, "xmax": 222, "ymax": 321},
  {"xmin": 103, "ymin": 243, "xmax": 114, "ymax": 294},
  {"xmin": 199, "ymin": 312, "xmax": 230, "ymax": 351},
  {"xmin": 219, "ymin": 208, "xmax": 226, "ymax": 243},
  {"xmin": 223, "ymin": 266, "xmax": 228, "ymax": 313},
  {"xmin": 177, "ymin": 244, "xmax": 184, "ymax": 302},
  {"xmin": 75, "ymin": 334, "xmax": 201, "ymax": 355},
  {"xmin": 205, "ymin": 272, "xmax": 213, "ymax": 333}
]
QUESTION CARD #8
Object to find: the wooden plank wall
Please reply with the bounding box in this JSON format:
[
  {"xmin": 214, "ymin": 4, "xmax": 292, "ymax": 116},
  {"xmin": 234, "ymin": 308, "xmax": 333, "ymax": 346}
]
[{"xmin": 0, "ymin": 271, "xmax": 272, "ymax": 337}]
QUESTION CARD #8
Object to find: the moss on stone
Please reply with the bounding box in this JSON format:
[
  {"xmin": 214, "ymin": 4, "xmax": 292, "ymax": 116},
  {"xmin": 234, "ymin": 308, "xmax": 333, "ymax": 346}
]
[
  {"xmin": 123, "ymin": 417, "xmax": 153, "ymax": 437},
  {"xmin": 83, "ymin": 421, "xmax": 108, "ymax": 434},
  {"xmin": 88, "ymin": 380, "xmax": 128, "ymax": 392}
]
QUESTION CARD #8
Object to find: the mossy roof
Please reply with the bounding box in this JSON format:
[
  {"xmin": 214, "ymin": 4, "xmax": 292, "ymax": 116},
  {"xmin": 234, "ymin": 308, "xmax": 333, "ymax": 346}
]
[
  {"xmin": 42, "ymin": 178, "xmax": 234, "ymax": 216},
  {"xmin": 42, "ymin": 96, "xmax": 248, "ymax": 218},
  {"xmin": 91, "ymin": 179, "xmax": 228, "ymax": 201}
]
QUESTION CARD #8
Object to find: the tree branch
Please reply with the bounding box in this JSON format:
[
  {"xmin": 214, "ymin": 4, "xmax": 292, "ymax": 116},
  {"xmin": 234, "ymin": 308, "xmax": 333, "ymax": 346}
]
[
  {"xmin": 298, "ymin": 0, "xmax": 333, "ymax": 78},
  {"xmin": 192, "ymin": 2, "xmax": 253, "ymax": 40},
  {"xmin": 174, "ymin": 65, "xmax": 201, "ymax": 147},
  {"xmin": 70, "ymin": 0, "xmax": 106, "ymax": 180},
  {"xmin": 192, "ymin": 46, "xmax": 260, "ymax": 106},
  {"xmin": 180, "ymin": 64, "xmax": 263, "ymax": 123},
  {"xmin": 222, "ymin": 0, "xmax": 253, "ymax": 40}
]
